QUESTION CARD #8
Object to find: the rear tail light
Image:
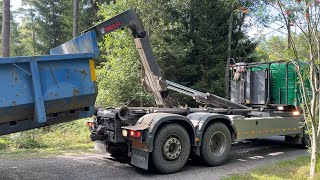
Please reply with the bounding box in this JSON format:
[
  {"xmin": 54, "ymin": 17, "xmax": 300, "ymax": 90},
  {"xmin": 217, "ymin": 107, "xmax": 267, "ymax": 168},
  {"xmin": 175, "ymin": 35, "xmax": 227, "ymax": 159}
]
[
  {"xmin": 292, "ymin": 106, "xmax": 301, "ymax": 116},
  {"xmin": 277, "ymin": 106, "xmax": 284, "ymax": 111},
  {"xmin": 87, "ymin": 121, "xmax": 93, "ymax": 127},
  {"xmin": 292, "ymin": 111, "xmax": 300, "ymax": 116},
  {"xmin": 129, "ymin": 130, "xmax": 141, "ymax": 138}
]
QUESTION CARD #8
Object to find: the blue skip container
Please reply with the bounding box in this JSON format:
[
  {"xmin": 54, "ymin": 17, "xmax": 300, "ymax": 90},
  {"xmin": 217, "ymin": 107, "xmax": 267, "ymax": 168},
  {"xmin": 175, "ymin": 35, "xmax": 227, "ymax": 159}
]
[{"xmin": 0, "ymin": 31, "xmax": 99, "ymax": 135}]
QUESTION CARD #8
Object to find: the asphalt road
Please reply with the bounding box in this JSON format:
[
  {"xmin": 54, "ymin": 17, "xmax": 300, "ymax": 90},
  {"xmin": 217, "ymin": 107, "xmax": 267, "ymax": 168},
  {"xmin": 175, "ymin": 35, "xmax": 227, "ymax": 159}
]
[{"xmin": 0, "ymin": 136, "xmax": 307, "ymax": 180}]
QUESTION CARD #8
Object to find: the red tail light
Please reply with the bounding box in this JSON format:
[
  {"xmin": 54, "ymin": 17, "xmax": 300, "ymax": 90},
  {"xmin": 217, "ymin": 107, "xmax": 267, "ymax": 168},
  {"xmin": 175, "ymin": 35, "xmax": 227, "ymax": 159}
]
[
  {"xmin": 129, "ymin": 130, "xmax": 141, "ymax": 138},
  {"xmin": 87, "ymin": 121, "xmax": 93, "ymax": 127}
]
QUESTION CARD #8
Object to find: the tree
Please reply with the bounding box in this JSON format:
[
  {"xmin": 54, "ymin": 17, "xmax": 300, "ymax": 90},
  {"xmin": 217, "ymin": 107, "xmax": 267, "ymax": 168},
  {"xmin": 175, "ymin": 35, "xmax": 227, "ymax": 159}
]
[
  {"xmin": 14, "ymin": 7, "xmax": 38, "ymax": 56},
  {"xmin": 95, "ymin": 0, "xmax": 257, "ymax": 107},
  {"xmin": 96, "ymin": 0, "xmax": 155, "ymax": 107},
  {"xmin": 225, "ymin": 2, "xmax": 235, "ymax": 99},
  {"xmin": 10, "ymin": 10, "xmax": 24, "ymax": 56},
  {"xmin": 1, "ymin": 0, "xmax": 10, "ymax": 57},
  {"xmin": 256, "ymin": 35, "xmax": 309, "ymax": 62},
  {"xmin": 182, "ymin": 0, "xmax": 256, "ymax": 100},
  {"xmin": 21, "ymin": 0, "xmax": 104, "ymax": 54},
  {"xmin": 252, "ymin": 1, "xmax": 320, "ymax": 178},
  {"xmin": 21, "ymin": 0, "xmax": 72, "ymax": 54},
  {"xmin": 73, "ymin": 0, "xmax": 79, "ymax": 38}
]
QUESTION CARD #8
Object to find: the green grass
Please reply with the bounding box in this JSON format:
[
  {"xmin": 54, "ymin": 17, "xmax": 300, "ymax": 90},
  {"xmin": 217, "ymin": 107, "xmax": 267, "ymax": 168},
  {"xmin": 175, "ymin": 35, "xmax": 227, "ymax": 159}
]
[
  {"xmin": 0, "ymin": 119, "xmax": 94, "ymax": 158},
  {"xmin": 224, "ymin": 155, "xmax": 320, "ymax": 180}
]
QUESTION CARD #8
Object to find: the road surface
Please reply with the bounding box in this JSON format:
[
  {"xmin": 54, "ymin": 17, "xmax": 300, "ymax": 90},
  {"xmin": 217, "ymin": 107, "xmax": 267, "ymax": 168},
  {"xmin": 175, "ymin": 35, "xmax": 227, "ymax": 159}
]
[{"xmin": 0, "ymin": 137, "xmax": 307, "ymax": 180}]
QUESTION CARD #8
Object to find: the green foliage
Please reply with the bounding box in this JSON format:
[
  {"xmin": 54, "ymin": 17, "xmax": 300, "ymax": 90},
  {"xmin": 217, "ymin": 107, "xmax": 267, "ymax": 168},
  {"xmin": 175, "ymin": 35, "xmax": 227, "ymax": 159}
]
[
  {"xmin": 0, "ymin": 138, "xmax": 9, "ymax": 150},
  {"xmin": 20, "ymin": 0, "xmax": 71, "ymax": 54},
  {"xmin": 19, "ymin": 0, "xmax": 102, "ymax": 55},
  {"xmin": 256, "ymin": 35, "xmax": 309, "ymax": 62},
  {"xmin": 96, "ymin": 0, "xmax": 155, "ymax": 107},
  {"xmin": 1, "ymin": 0, "xmax": 256, "ymax": 108},
  {"xmin": 0, "ymin": 119, "xmax": 92, "ymax": 150},
  {"xmin": 96, "ymin": 0, "xmax": 257, "ymax": 107}
]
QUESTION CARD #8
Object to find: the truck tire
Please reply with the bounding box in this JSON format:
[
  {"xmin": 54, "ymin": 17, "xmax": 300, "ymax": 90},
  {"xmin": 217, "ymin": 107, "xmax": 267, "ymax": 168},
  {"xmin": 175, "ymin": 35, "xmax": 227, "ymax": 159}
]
[
  {"xmin": 200, "ymin": 122, "xmax": 232, "ymax": 166},
  {"xmin": 151, "ymin": 123, "xmax": 191, "ymax": 174},
  {"xmin": 301, "ymin": 128, "xmax": 311, "ymax": 148}
]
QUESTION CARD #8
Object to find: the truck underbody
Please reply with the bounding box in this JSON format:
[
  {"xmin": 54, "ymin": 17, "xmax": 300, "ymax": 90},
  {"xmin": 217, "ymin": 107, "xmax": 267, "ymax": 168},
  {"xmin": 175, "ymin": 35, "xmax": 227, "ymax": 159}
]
[{"xmin": 89, "ymin": 98, "xmax": 307, "ymax": 173}]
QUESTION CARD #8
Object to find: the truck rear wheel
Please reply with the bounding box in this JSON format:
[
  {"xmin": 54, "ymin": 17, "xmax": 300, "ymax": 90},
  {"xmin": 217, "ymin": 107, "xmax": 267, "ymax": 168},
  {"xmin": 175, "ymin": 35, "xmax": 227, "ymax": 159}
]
[
  {"xmin": 151, "ymin": 123, "xmax": 191, "ymax": 174},
  {"xmin": 200, "ymin": 123, "xmax": 231, "ymax": 166},
  {"xmin": 301, "ymin": 128, "xmax": 311, "ymax": 148}
]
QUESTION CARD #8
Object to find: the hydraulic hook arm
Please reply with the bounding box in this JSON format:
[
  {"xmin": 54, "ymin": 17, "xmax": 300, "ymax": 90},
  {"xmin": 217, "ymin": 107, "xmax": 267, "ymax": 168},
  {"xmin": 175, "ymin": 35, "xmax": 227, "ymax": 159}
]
[{"xmin": 84, "ymin": 10, "xmax": 168, "ymax": 107}]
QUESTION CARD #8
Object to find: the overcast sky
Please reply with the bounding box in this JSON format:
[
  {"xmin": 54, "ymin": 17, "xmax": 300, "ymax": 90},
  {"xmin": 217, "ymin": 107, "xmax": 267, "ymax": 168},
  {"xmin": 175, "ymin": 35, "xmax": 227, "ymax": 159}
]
[{"xmin": 12, "ymin": 0, "xmax": 22, "ymax": 11}]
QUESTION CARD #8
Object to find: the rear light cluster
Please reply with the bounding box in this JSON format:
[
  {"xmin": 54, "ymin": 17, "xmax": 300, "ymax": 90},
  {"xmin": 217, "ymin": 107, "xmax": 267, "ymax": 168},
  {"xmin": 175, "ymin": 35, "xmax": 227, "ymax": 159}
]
[
  {"xmin": 130, "ymin": 130, "xmax": 141, "ymax": 138},
  {"xmin": 87, "ymin": 121, "xmax": 94, "ymax": 127},
  {"xmin": 277, "ymin": 106, "xmax": 284, "ymax": 111},
  {"xmin": 292, "ymin": 111, "xmax": 300, "ymax": 116},
  {"xmin": 122, "ymin": 129, "xmax": 141, "ymax": 138},
  {"xmin": 277, "ymin": 106, "xmax": 301, "ymax": 116}
]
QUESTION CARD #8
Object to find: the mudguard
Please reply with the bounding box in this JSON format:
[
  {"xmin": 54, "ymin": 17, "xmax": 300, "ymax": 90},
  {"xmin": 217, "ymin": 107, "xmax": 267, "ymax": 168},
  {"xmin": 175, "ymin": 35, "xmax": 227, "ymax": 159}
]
[
  {"xmin": 124, "ymin": 113, "xmax": 197, "ymax": 151},
  {"xmin": 123, "ymin": 113, "xmax": 196, "ymax": 170},
  {"xmin": 187, "ymin": 112, "xmax": 238, "ymax": 154}
]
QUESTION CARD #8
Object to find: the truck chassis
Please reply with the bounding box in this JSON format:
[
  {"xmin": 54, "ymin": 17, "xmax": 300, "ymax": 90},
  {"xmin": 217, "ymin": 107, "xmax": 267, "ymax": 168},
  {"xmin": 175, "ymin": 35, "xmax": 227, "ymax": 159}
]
[
  {"xmin": 89, "ymin": 105, "xmax": 306, "ymax": 173},
  {"xmin": 83, "ymin": 10, "xmax": 308, "ymax": 174}
]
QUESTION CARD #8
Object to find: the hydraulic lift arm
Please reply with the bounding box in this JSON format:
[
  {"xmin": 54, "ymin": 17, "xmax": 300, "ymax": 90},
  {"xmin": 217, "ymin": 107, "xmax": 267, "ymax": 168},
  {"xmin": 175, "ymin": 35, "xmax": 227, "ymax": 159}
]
[
  {"xmin": 84, "ymin": 10, "xmax": 168, "ymax": 107},
  {"xmin": 84, "ymin": 10, "xmax": 248, "ymax": 109}
]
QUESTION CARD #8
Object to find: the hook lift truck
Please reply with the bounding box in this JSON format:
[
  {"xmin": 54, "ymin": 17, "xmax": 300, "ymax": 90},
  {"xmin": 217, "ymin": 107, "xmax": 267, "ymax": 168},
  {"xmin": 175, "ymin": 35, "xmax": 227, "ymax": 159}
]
[{"xmin": 0, "ymin": 10, "xmax": 309, "ymax": 174}]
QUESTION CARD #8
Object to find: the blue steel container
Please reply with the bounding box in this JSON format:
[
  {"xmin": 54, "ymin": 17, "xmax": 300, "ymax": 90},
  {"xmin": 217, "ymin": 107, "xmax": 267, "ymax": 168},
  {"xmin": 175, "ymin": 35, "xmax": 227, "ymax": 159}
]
[{"xmin": 0, "ymin": 31, "xmax": 99, "ymax": 135}]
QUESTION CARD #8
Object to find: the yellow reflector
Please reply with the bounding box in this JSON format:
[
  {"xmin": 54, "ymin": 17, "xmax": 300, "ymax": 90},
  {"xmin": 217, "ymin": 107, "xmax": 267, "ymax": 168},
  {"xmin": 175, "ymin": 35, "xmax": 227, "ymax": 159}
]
[{"xmin": 89, "ymin": 59, "xmax": 96, "ymax": 81}]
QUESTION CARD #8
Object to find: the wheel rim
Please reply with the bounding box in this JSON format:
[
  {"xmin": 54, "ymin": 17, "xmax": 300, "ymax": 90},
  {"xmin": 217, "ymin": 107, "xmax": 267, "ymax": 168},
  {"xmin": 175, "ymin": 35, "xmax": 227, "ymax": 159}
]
[
  {"xmin": 162, "ymin": 135, "xmax": 182, "ymax": 161},
  {"xmin": 209, "ymin": 131, "xmax": 227, "ymax": 157}
]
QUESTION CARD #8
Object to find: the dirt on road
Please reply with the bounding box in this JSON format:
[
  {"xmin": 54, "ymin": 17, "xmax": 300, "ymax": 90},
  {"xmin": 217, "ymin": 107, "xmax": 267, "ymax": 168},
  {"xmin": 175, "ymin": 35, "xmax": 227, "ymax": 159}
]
[{"xmin": 0, "ymin": 137, "xmax": 307, "ymax": 180}]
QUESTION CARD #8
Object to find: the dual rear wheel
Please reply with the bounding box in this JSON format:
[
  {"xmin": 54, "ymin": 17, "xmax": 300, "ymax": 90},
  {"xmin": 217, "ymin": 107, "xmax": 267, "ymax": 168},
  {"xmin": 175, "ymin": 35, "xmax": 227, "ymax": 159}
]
[
  {"xmin": 200, "ymin": 123, "xmax": 232, "ymax": 166},
  {"xmin": 151, "ymin": 122, "xmax": 232, "ymax": 173}
]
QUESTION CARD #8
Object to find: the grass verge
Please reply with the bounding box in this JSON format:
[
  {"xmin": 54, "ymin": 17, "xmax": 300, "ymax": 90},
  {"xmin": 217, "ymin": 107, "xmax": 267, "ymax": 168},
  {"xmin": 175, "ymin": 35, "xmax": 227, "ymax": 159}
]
[
  {"xmin": 0, "ymin": 119, "xmax": 94, "ymax": 159},
  {"xmin": 224, "ymin": 155, "xmax": 320, "ymax": 180}
]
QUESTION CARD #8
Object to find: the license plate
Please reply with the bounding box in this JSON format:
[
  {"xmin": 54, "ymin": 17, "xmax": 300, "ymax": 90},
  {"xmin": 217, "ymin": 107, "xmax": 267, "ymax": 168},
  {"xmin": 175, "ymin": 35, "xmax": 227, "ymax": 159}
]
[{"xmin": 132, "ymin": 141, "xmax": 148, "ymax": 150}]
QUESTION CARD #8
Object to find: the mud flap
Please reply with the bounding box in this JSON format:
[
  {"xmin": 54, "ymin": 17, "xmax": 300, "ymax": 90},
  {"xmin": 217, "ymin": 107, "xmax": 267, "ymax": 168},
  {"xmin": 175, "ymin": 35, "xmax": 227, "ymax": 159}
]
[
  {"xmin": 94, "ymin": 140, "xmax": 107, "ymax": 153},
  {"xmin": 131, "ymin": 148, "xmax": 149, "ymax": 170}
]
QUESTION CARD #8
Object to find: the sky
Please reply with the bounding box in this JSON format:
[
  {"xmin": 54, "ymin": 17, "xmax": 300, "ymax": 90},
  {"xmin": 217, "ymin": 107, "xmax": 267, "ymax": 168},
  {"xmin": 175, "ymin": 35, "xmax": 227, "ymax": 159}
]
[
  {"xmin": 11, "ymin": 0, "xmax": 22, "ymax": 11},
  {"xmin": 9, "ymin": 0, "xmax": 282, "ymax": 39}
]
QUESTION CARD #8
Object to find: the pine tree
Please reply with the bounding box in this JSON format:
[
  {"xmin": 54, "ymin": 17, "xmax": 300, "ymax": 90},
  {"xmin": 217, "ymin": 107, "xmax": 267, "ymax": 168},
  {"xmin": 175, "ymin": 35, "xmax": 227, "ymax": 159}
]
[
  {"xmin": 1, "ymin": 0, "xmax": 10, "ymax": 57},
  {"xmin": 73, "ymin": 0, "xmax": 79, "ymax": 38},
  {"xmin": 22, "ymin": 0, "xmax": 71, "ymax": 54},
  {"xmin": 96, "ymin": 0, "xmax": 257, "ymax": 107}
]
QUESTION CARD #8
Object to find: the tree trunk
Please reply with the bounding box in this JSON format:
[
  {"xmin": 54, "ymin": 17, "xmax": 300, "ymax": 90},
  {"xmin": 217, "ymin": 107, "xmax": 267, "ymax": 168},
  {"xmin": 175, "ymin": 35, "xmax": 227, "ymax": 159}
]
[
  {"xmin": 73, "ymin": 0, "xmax": 79, "ymax": 38},
  {"xmin": 225, "ymin": 5, "xmax": 234, "ymax": 99},
  {"xmin": 310, "ymin": 127, "xmax": 318, "ymax": 178},
  {"xmin": 233, "ymin": 13, "xmax": 246, "ymax": 51},
  {"xmin": 2, "ymin": 0, "xmax": 10, "ymax": 57},
  {"xmin": 31, "ymin": 9, "xmax": 36, "ymax": 54}
]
